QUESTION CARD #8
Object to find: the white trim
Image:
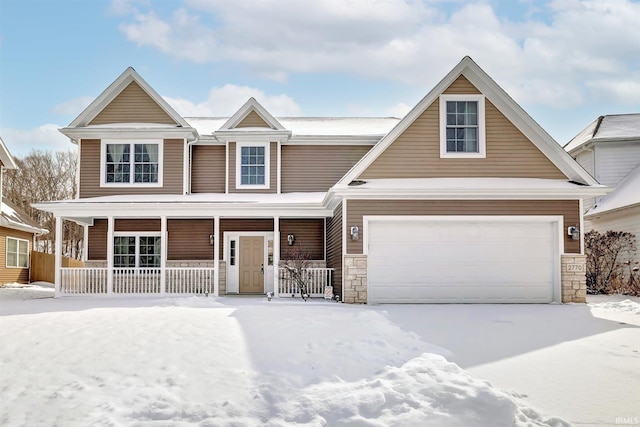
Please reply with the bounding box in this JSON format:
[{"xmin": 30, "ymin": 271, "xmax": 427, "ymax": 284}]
[
  {"xmin": 107, "ymin": 216, "xmax": 114, "ymax": 294},
  {"xmin": 277, "ymin": 141, "xmax": 282, "ymax": 194},
  {"xmin": 83, "ymin": 224, "xmax": 89, "ymax": 262},
  {"xmin": 284, "ymin": 136, "xmax": 380, "ymax": 145},
  {"xmin": 273, "ymin": 216, "xmax": 280, "ymax": 297},
  {"xmin": 160, "ymin": 216, "xmax": 167, "ymax": 294},
  {"xmin": 439, "ymin": 94, "xmax": 486, "ymax": 158},
  {"xmin": 112, "ymin": 231, "xmax": 162, "ymax": 269},
  {"xmin": 224, "ymin": 231, "xmax": 274, "ymax": 294},
  {"xmin": 55, "ymin": 217, "xmax": 62, "ymax": 297},
  {"xmin": 579, "ymin": 198, "xmax": 585, "ymax": 255},
  {"xmin": 67, "ymin": 67, "xmax": 190, "ymax": 129},
  {"xmin": 100, "ymin": 139, "xmax": 164, "ymax": 188},
  {"xmin": 60, "ymin": 127, "xmax": 197, "ymax": 143},
  {"xmin": 213, "ymin": 216, "xmax": 220, "ymax": 296},
  {"xmin": 0, "ymin": 137, "xmax": 18, "ymax": 169},
  {"xmin": 341, "ymin": 200, "xmax": 347, "ymax": 294},
  {"xmin": 362, "ymin": 214, "xmax": 564, "ymax": 303},
  {"xmin": 336, "ymin": 56, "xmax": 600, "ymax": 187},
  {"xmin": 183, "ymin": 138, "xmax": 189, "ymax": 195},
  {"xmin": 76, "ymin": 140, "xmax": 81, "ymax": 199},
  {"xmin": 235, "ymin": 142, "xmax": 271, "ymax": 190},
  {"xmin": 5, "ymin": 236, "xmax": 29, "ymax": 269},
  {"xmin": 220, "ymin": 97, "xmax": 285, "ymax": 130}
]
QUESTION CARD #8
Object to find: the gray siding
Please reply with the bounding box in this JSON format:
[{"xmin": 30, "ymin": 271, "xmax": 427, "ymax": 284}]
[{"xmin": 279, "ymin": 219, "xmax": 325, "ymax": 260}]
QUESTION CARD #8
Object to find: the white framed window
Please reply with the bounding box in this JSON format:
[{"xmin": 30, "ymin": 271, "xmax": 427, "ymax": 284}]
[
  {"xmin": 6, "ymin": 237, "xmax": 29, "ymax": 268},
  {"xmin": 236, "ymin": 142, "xmax": 270, "ymax": 189},
  {"xmin": 439, "ymin": 94, "xmax": 486, "ymax": 158},
  {"xmin": 100, "ymin": 140, "xmax": 163, "ymax": 187},
  {"xmin": 113, "ymin": 233, "xmax": 161, "ymax": 268}
]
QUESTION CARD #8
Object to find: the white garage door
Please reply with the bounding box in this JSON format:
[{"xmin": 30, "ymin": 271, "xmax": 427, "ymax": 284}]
[{"xmin": 367, "ymin": 217, "xmax": 558, "ymax": 303}]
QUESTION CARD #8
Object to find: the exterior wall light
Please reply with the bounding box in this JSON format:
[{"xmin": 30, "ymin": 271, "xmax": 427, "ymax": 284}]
[
  {"xmin": 287, "ymin": 234, "xmax": 295, "ymax": 246},
  {"xmin": 209, "ymin": 234, "xmax": 215, "ymax": 245},
  {"xmin": 350, "ymin": 225, "xmax": 359, "ymax": 240},
  {"xmin": 567, "ymin": 226, "xmax": 580, "ymax": 241}
]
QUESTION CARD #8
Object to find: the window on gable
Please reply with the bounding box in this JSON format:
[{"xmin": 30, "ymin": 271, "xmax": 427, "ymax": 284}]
[
  {"xmin": 6, "ymin": 237, "xmax": 29, "ymax": 268},
  {"xmin": 103, "ymin": 140, "xmax": 162, "ymax": 186},
  {"xmin": 236, "ymin": 142, "xmax": 270, "ymax": 189},
  {"xmin": 114, "ymin": 235, "xmax": 161, "ymax": 268},
  {"xmin": 439, "ymin": 95, "xmax": 486, "ymax": 158}
]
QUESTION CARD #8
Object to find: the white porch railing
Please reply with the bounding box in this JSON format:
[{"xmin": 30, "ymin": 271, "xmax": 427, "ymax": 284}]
[
  {"xmin": 59, "ymin": 267, "xmax": 215, "ymax": 295},
  {"xmin": 278, "ymin": 267, "xmax": 334, "ymax": 297},
  {"xmin": 165, "ymin": 268, "xmax": 214, "ymax": 295},
  {"xmin": 60, "ymin": 268, "xmax": 108, "ymax": 294}
]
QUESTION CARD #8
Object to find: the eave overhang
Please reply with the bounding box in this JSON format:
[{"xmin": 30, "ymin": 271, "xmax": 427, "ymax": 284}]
[{"xmin": 59, "ymin": 126, "xmax": 199, "ymax": 143}]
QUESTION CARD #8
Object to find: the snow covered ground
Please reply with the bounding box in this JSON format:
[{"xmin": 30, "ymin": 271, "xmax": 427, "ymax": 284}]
[{"xmin": 1, "ymin": 284, "xmax": 638, "ymax": 426}]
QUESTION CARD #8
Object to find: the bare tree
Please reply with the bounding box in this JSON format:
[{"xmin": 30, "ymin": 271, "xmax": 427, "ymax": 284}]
[
  {"xmin": 3, "ymin": 149, "xmax": 83, "ymax": 259},
  {"xmin": 585, "ymin": 230, "xmax": 637, "ymax": 295}
]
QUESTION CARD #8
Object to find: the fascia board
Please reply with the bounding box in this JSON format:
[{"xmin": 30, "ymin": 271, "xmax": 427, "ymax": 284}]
[
  {"xmin": 214, "ymin": 130, "xmax": 292, "ymax": 142},
  {"xmin": 331, "ymin": 186, "xmax": 611, "ymax": 199},
  {"xmin": 0, "ymin": 217, "xmax": 48, "ymax": 235},
  {"xmin": 60, "ymin": 126, "xmax": 198, "ymax": 142},
  {"xmin": 68, "ymin": 68, "xmax": 190, "ymax": 128},
  {"xmin": 285, "ymin": 135, "xmax": 380, "ymax": 145},
  {"xmin": 0, "ymin": 137, "xmax": 18, "ymax": 169},
  {"xmin": 585, "ymin": 202, "xmax": 640, "ymax": 218},
  {"xmin": 220, "ymin": 98, "xmax": 285, "ymax": 130}
]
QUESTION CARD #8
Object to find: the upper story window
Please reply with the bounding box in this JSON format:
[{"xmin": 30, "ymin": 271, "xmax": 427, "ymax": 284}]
[
  {"xmin": 101, "ymin": 140, "xmax": 163, "ymax": 187},
  {"xmin": 439, "ymin": 94, "xmax": 486, "ymax": 158},
  {"xmin": 236, "ymin": 142, "xmax": 270, "ymax": 189},
  {"xmin": 6, "ymin": 237, "xmax": 29, "ymax": 268}
]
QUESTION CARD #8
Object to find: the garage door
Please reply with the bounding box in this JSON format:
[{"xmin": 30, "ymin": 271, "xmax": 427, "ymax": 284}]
[{"xmin": 367, "ymin": 217, "xmax": 558, "ymax": 303}]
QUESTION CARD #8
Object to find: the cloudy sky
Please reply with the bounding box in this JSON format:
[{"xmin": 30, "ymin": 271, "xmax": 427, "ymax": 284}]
[{"xmin": 1, "ymin": 0, "xmax": 639, "ymax": 156}]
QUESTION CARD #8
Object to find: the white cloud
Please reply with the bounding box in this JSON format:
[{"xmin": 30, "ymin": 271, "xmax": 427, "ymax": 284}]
[
  {"xmin": 0, "ymin": 125, "xmax": 73, "ymax": 157},
  {"xmin": 385, "ymin": 102, "xmax": 412, "ymax": 118},
  {"xmin": 114, "ymin": 0, "xmax": 640, "ymax": 109},
  {"xmin": 164, "ymin": 84, "xmax": 302, "ymax": 117},
  {"xmin": 53, "ymin": 96, "xmax": 94, "ymax": 116}
]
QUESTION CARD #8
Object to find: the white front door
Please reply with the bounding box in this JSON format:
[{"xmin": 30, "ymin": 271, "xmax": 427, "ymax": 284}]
[{"xmin": 225, "ymin": 232, "xmax": 274, "ymax": 294}]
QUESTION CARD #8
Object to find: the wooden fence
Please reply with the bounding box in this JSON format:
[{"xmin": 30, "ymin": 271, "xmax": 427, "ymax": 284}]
[{"xmin": 30, "ymin": 251, "xmax": 84, "ymax": 283}]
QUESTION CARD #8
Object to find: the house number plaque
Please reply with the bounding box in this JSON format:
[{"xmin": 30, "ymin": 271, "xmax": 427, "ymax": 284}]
[{"xmin": 566, "ymin": 264, "xmax": 584, "ymax": 272}]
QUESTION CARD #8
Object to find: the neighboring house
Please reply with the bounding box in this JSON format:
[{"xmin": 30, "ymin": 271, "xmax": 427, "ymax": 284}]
[
  {"xmin": 34, "ymin": 57, "xmax": 607, "ymax": 303},
  {"xmin": 565, "ymin": 113, "xmax": 640, "ymax": 256},
  {"xmin": 0, "ymin": 137, "xmax": 48, "ymax": 284}
]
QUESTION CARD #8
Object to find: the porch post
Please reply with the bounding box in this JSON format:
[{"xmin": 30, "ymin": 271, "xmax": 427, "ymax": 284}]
[
  {"xmin": 82, "ymin": 224, "xmax": 89, "ymax": 262},
  {"xmin": 160, "ymin": 216, "xmax": 167, "ymax": 295},
  {"xmin": 213, "ymin": 216, "xmax": 220, "ymax": 297},
  {"xmin": 54, "ymin": 216, "xmax": 62, "ymax": 298},
  {"xmin": 273, "ymin": 215, "xmax": 280, "ymax": 297},
  {"xmin": 107, "ymin": 216, "xmax": 114, "ymax": 295}
]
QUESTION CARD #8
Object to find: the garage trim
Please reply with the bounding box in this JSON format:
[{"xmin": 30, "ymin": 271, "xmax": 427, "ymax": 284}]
[{"xmin": 363, "ymin": 215, "xmax": 565, "ymax": 303}]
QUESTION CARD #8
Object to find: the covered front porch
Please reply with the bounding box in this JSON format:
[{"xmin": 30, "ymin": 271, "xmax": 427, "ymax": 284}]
[{"xmin": 39, "ymin": 194, "xmax": 337, "ymax": 298}]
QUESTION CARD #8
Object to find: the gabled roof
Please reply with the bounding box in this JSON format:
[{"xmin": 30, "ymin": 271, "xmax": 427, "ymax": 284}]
[
  {"xmin": 67, "ymin": 67, "xmax": 190, "ymax": 128},
  {"xmin": 586, "ymin": 163, "xmax": 640, "ymax": 216},
  {"xmin": 219, "ymin": 97, "xmax": 285, "ymax": 131},
  {"xmin": 337, "ymin": 56, "xmax": 600, "ymax": 187},
  {"xmin": 565, "ymin": 113, "xmax": 640, "ymax": 153},
  {"xmin": 0, "ymin": 137, "xmax": 18, "ymax": 169},
  {"xmin": 1, "ymin": 197, "xmax": 47, "ymax": 235}
]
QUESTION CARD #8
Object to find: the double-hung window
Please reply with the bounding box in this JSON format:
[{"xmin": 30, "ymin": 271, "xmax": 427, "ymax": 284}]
[
  {"xmin": 102, "ymin": 140, "xmax": 162, "ymax": 186},
  {"xmin": 6, "ymin": 237, "xmax": 29, "ymax": 268},
  {"xmin": 439, "ymin": 95, "xmax": 486, "ymax": 158},
  {"xmin": 236, "ymin": 142, "xmax": 270, "ymax": 189},
  {"xmin": 113, "ymin": 235, "xmax": 161, "ymax": 268}
]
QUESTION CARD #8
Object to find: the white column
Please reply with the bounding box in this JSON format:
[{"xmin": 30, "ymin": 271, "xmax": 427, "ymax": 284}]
[
  {"xmin": 213, "ymin": 216, "xmax": 220, "ymax": 297},
  {"xmin": 160, "ymin": 216, "xmax": 167, "ymax": 295},
  {"xmin": 107, "ymin": 216, "xmax": 114, "ymax": 295},
  {"xmin": 54, "ymin": 216, "xmax": 63, "ymax": 298},
  {"xmin": 273, "ymin": 215, "xmax": 280, "ymax": 297},
  {"xmin": 83, "ymin": 224, "xmax": 89, "ymax": 262}
]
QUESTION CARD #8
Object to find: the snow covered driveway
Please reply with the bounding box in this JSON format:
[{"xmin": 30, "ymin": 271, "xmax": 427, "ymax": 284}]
[{"xmin": 1, "ymin": 288, "xmax": 638, "ymax": 426}]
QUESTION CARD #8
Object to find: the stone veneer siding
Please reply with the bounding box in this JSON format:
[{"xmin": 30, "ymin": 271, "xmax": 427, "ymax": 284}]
[
  {"xmin": 218, "ymin": 260, "xmax": 226, "ymax": 295},
  {"xmin": 561, "ymin": 254, "xmax": 587, "ymax": 303},
  {"xmin": 343, "ymin": 255, "xmax": 368, "ymax": 304}
]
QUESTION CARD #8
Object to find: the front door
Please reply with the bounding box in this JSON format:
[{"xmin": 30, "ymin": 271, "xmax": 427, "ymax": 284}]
[{"xmin": 239, "ymin": 236, "xmax": 264, "ymax": 293}]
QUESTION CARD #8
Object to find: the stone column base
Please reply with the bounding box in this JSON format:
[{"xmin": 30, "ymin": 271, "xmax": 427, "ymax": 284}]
[
  {"xmin": 561, "ymin": 254, "xmax": 587, "ymax": 303},
  {"xmin": 343, "ymin": 255, "xmax": 367, "ymax": 304}
]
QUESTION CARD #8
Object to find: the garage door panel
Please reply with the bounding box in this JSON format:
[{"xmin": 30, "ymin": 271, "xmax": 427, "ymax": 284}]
[{"xmin": 367, "ymin": 218, "xmax": 557, "ymax": 304}]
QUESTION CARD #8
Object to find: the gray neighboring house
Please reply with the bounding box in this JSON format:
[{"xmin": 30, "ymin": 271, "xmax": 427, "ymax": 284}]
[{"xmin": 565, "ymin": 113, "xmax": 640, "ymax": 256}]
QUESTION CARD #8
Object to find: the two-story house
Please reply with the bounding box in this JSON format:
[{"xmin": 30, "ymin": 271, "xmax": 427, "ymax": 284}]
[
  {"xmin": 565, "ymin": 113, "xmax": 640, "ymax": 256},
  {"xmin": 0, "ymin": 137, "xmax": 48, "ymax": 284},
  {"xmin": 35, "ymin": 57, "xmax": 607, "ymax": 303}
]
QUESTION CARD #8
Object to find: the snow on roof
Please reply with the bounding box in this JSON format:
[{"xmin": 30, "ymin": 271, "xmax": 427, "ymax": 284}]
[
  {"xmin": 185, "ymin": 117, "xmax": 400, "ymax": 136},
  {"xmin": 346, "ymin": 177, "xmax": 604, "ymax": 191},
  {"xmin": 565, "ymin": 113, "xmax": 640, "ymax": 152},
  {"xmin": 586, "ymin": 164, "xmax": 640, "ymax": 216},
  {"xmin": 1, "ymin": 197, "xmax": 47, "ymax": 235},
  {"xmin": 39, "ymin": 192, "xmax": 327, "ymax": 205}
]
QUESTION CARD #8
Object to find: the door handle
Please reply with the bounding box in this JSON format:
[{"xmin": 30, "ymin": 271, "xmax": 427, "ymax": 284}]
[{"xmin": 261, "ymin": 264, "xmax": 264, "ymax": 274}]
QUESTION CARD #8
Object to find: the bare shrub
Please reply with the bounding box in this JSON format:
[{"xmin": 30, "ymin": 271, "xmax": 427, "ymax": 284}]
[
  {"xmin": 280, "ymin": 246, "xmax": 312, "ymax": 300},
  {"xmin": 585, "ymin": 230, "xmax": 638, "ymax": 295}
]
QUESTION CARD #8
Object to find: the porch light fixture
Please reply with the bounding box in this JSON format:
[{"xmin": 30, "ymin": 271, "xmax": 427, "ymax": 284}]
[
  {"xmin": 287, "ymin": 234, "xmax": 295, "ymax": 246},
  {"xmin": 350, "ymin": 225, "xmax": 359, "ymax": 240},
  {"xmin": 209, "ymin": 234, "xmax": 215, "ymax": 245},
  {"xmin": 567, "ymin": 226, "xmax": 580, "ymax": 241}
]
